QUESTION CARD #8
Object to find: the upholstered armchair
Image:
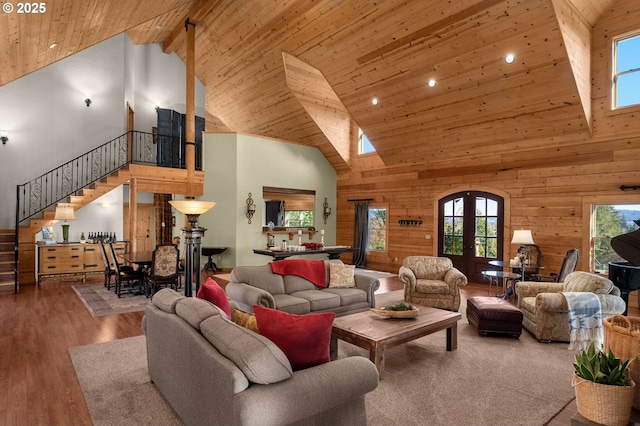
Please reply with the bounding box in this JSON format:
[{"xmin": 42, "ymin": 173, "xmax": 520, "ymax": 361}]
[
  {"xmin": 399, "ymin": 256, "xmax": 468, "ymax": 311},
  {"xmin": 515, "ymin": 271, "xmax": 626, "ymax": 342}
]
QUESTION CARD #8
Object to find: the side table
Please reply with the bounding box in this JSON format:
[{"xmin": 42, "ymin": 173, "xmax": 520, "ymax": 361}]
[{"xmin": 482, "ymin": 270, "xmax": 520, "ymax": 298}]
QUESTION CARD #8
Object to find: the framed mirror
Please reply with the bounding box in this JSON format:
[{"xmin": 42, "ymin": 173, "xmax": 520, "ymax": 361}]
[{"xmin": 263, "ymin": 186, "xmax": 315, "ymax": 229}]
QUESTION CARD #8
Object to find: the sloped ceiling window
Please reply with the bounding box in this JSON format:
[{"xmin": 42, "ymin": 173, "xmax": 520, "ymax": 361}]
[
  {"xmin": 358, "ymin": 128, "xmax": 375, "ymax": 155},
  {"xmin": 613, "ymin": 31, "xmax": 640, "ymax": 108}
]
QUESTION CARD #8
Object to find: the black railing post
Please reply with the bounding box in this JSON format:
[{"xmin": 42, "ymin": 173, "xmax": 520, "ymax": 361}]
[{"xmin": 14, "ymin": 185, "xmax": 20, "ymax": 294}]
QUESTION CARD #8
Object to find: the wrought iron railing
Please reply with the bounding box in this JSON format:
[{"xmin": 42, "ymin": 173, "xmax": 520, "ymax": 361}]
[
  {"xmin": 15, "ymin": 130, "xmax": 200, "ymax": 224},
  {"xmin": 17, "ymin": 131, "xmax": 148, "ymax": 223},
  {"xmin": 13, "ymin": 130, "xmax": 201, "ymax": 293}
]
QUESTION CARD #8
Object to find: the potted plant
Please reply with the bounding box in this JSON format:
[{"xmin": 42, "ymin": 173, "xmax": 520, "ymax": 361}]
[{"xmin": 572, "ymin": 342, "xmax": 635, "ymax": 426}]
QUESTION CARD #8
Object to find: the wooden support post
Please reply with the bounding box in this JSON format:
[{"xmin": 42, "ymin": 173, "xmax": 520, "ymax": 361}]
[
  {"xmin": 185, "ymin": 18, "xmax": 196, "ymax": 197},
  {"xmin": 129, "ymin": 178, "xmax": 138, "ymax": 254}
]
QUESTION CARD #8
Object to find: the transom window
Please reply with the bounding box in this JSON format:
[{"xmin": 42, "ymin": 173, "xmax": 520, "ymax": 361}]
[
  {"xmin": 358, "ymin": 128, "xmax": 375, "ymax": 154},
  {"xmin": 613, "ymin": 31, "xmax": 640, "ymax": 108}
]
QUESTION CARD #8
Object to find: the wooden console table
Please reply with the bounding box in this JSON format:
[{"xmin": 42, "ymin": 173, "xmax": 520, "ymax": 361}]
[
  {"xmin": 253, "ymin": 246, "xmax": 357, "ymax": 261},
  {"xmin": 36, "ymin": 241, "xmax": 128, "ymax": 284}
]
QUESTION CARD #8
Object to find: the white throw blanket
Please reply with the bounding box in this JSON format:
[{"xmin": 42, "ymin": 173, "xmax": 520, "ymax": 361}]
[{"xmin": 562, "ymin": 292, "xmax": 603, "ymax": 351}]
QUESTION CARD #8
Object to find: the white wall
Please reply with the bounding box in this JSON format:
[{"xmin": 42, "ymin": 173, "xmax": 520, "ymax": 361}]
[
  {"xmin": 197, "ymin": 133, "xmax": 336, "ymax": 268},
  {"xmin": 0, "ymin": 33, "xmax": 205, "ymax": 234}
]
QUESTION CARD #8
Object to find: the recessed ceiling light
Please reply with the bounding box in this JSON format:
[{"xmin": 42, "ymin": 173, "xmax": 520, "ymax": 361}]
[
  {"xmin": 505, "ymin": 54, "xmax": 515, "ymax": 64},
  {"xmin": 156, "ymin": 25, "xmax": 162, "ymax": 30},
  {"xmin": 427, "ymin": 79, "xmax": 437, "ymax": 87},
  {"xmin": 49, "ymin": 43, "xmax": 58, "ymax": 49},
  {"xmin": 371, "ymin": 98, "xmax": 378, "ymax": 105}
]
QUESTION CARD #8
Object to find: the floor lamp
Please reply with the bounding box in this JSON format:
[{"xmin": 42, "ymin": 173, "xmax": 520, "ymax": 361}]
[
  {"xmin": 169, "ymin": 199, "xmax": 216, "ymax": 297},
  {"xmin": 511, "ymin": 229, "xmax": 535, "ymax": 282},
  {"xmin": 54, "ymin": 204, "xmax": 76, "ymax": 243}
]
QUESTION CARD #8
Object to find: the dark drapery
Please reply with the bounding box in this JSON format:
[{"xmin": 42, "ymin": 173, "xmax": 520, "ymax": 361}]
[{"xmin": 352, "ymin": 200, "xmax": 370, "ymax": 268}]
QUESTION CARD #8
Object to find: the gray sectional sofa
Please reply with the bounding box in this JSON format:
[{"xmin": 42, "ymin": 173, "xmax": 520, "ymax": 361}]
[
  {"xmin": 142, "ymin": 289, "xmax": 379, "ymax": 426},
  {"xmin": 225, "ymin": 260, "xmax": 379, "ymax": 316}
]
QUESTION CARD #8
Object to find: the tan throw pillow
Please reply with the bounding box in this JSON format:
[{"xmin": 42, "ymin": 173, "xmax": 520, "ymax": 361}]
[
  {"xmin": 329, "ymin": 263, "xmax": 356, "ymax": 288},
  {"xmin": 234, "ymin": 308, "xmax": 259, "ymax": 333}
]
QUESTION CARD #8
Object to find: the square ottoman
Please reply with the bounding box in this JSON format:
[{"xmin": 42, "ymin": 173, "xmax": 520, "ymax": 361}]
[{"xmin": 467, "ymin": 296, "xmax": 523, "ymax": 338}]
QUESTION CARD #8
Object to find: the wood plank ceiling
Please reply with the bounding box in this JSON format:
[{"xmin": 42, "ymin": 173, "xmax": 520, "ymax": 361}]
[{"xmin": 0, "ymin": 0, "xmax": 617, "ymax": 172}]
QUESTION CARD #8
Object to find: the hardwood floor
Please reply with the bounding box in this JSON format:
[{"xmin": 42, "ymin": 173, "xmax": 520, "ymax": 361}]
[{"xmin": 0, "ymin": 275, "xmax": 636, "ymax": 425}]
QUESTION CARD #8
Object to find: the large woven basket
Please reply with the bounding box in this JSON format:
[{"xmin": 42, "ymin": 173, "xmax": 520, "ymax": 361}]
[
  {"xmin": 572, "ymin": 374, "xmax": 635, "ymax": 426},
  {"xmin": 604, "ymin": 315, "xmax": 640, "ymax": 409}
]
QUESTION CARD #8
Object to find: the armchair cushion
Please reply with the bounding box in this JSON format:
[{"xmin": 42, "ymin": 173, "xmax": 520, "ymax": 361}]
[
  {"xmin": 563, "ymin": 271, "xmax": 613, "ymax": 294},
  {"xmin": 254, "ymin": 305, "xmax": 335, "ymax": 371},
  {"xmin": 416, "ymin": 280, "xmax": 451, "ymax": 294},
  {"xmin": 407, "ymin": 256, "xmax": 453, "ymax": 280}
]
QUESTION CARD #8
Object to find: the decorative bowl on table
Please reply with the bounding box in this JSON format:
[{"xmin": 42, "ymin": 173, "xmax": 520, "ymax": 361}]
[{"xmin": 371, "ymin": 302, "xmax": 419, "ymax": 318}]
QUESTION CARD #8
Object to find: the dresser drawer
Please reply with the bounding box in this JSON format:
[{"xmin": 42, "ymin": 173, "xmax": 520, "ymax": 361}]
[{"xmin": 40, "ymin": 260, "xmax": 85, "ymax": 274}]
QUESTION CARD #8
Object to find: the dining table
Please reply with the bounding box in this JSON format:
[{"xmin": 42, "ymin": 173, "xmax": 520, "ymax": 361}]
[{"xmin": 118, "ymin": 251, "xmax": 153, "ymax": 269}]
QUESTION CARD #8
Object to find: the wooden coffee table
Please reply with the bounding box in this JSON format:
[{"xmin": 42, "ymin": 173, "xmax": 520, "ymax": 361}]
[{"xmin": 330, "ymin": 305, "xmax": 461, "ymax": 379}]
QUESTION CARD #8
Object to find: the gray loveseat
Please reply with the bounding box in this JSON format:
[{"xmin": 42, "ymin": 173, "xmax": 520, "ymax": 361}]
[
  {"xmin": 142, "ymin": 289, "xmax": 379, "ymax": 426},
  {"xmin": 225, "ymin": 260, "xmax": 379, "ymax": 316}
]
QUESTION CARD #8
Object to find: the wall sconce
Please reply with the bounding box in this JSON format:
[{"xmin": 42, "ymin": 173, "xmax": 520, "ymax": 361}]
[
  {"xmin": 84, "ymin": 98, "xmax": 92, "ymax": 107},
  {"xmin": 99, "ymin": 202, "xmax": 111, "ymax": 208},
  {"xmin": 246, "ymin": 193, "xmax": 256, "ymax": 224},
  {"xmin": 0, "ymin": 130, "xmax": 8, "ymax": 145},
  {"xmin": 323, "ymin": 197, "xmax": 331, "ymax": 224}
]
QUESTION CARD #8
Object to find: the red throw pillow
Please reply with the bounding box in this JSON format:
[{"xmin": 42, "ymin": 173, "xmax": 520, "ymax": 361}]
[
  {"xmin": 197, "ymin": 278, "xmax": 231, "ymax": 318},
  {"xmin": 253, "ymin": 305, "xmax": 335, "ymax": 370}
]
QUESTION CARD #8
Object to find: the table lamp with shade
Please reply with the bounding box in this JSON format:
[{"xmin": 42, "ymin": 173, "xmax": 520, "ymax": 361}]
[
  {"xmin": 54, "ymin": 204, "xmax": 76, "ymax": 243},
  {"xmin": 511, "ymin": 229, "xmax": 535, "ymax": 281},
  {"xmin": 169, "ymin": 199, "xmax": 216, "ymax": 297}
]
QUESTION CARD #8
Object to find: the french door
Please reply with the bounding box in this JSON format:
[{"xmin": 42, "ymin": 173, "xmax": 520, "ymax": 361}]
[{"xmin": 438, "ymin": 191, "xmax": 504, "ymax": 283}]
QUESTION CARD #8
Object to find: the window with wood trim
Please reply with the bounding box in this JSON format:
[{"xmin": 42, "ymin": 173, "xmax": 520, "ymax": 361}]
[
  {"xmin": 591, "ymin": 204, "xmax": 640, "ymax": 273},
  {"xmin": 368, "ymin": 206, "xmax": 387, "ymax": 251},
  {"xmin": 613, "ymin": 31, "xmax": 640, "ymax": 109}
]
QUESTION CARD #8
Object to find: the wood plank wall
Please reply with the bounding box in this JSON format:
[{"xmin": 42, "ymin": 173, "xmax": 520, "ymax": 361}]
[{"xmin": 335, "ymin": 4, "xmax": 640, "ymax": 276}]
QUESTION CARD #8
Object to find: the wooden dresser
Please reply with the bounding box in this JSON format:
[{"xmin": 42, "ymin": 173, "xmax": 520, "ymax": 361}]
[{"xmin": 36, "ymin": 242, "xmax": 128, "ymax": 284}]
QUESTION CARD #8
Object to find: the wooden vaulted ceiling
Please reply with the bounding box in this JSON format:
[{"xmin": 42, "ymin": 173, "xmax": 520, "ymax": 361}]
[{"xmin": 0, "ymin": 0, "xmax": 617, "ymax": 172}]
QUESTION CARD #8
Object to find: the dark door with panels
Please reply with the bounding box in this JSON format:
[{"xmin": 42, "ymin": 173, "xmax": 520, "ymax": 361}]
[
  {"xmin": 438, "ymin": 191, "xmax": 504, "ymax": 283},
  {"xmin": 157, "ymin": 108, "xmax": 204, "ymax": 169}
]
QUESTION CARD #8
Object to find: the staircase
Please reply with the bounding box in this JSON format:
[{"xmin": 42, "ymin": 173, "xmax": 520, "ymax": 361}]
[
  {"xmin": 0, "ymin": 231, "xmax": 15, "ymax": 293},
  {"xmin": 8, "ymin": 130, "xmax": 204, "ymax": 293},
  {"xmin": 15, "ymin": 164, "xmax": 204, "ymax": 288}
]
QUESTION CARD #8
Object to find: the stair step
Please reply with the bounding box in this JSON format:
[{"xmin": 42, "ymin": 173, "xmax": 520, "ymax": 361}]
[
  {"xmin": 0, "ymin": 252, "xmax": 15, "ymax": 262},
  {"xmin": 0, "ymin": 271, "xmax": 15, "ymax": 283},
  {"xmin": 0, "ymin": 233, "xmax": 15, "ymax": 243}
]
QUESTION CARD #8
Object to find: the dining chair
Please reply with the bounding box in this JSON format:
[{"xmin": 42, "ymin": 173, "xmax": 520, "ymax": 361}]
[
  {"xmin": 99, "ymin": 241, "xmax": 133, "ymax": 290},
  {"xmin": 110, "ymin": 243, "xmax": 145, "ymax": 297},
  {"xmin": 145, "ymin": 243, "xmax": 180, "ymax": 298}
]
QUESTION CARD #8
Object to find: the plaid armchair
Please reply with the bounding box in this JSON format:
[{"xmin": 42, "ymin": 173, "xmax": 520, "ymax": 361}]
[{"xmin": 399, "ymin": 256, "xmax": 468, "ymax": 311}]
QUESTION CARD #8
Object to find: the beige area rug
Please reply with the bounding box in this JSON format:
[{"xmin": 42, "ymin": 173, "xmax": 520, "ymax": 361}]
[
  {"xmin": 72, "ymin": 283, "xmax": 150, "ymax": 316},
  {"xmin": 70, "ymin": 292, "xmax": 577, "ymax": 425}
]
